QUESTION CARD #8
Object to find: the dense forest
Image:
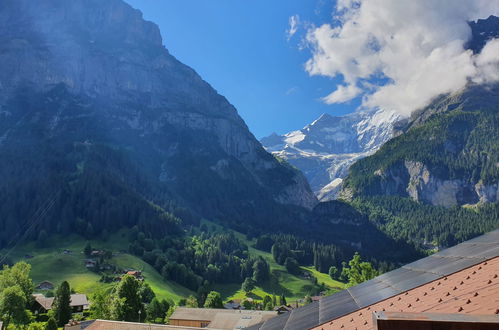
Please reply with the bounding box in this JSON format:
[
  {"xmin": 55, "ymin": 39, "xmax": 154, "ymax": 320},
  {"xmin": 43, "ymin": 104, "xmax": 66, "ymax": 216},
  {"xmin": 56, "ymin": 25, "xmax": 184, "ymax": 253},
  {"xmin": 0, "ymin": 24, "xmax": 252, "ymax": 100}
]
[
  {"xmin": 342, "ymin": 84, "xmax": 499, "ymax": 248},
  {"xmin": 350, "ymin": 197, "xmax": 499, "ymax": 248},
  {"xmin": 345, "ymin": 107, "xmax": 499, "ymax": 197}
]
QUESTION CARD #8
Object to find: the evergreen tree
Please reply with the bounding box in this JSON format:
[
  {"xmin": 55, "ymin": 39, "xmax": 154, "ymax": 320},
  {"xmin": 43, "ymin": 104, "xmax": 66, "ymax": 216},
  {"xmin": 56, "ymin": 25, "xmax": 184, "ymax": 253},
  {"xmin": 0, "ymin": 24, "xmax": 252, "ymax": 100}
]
[
  {"xmin": 279, "ymin": 295, "xmax": 287, "ymax": 306},
  {"xmin": 328, "ymin": 266, "xmax": 338, "ymax": 280},
  {"xmin": 45, "ymin": 317, "xmax": 58, "ymax": 330},
  {"xmin": 284, "ymin": 257, "xmax": 300, "ymax": 275},
  {"xmin": 84, "ymin": 242, "xmax": 92, "ymax": 257},
  {"xmin": 53, "ymin": 281, "xmax": 72, "ymax": 326},
  {"xmin": 241, "ymin": 277, "xmax": 255, "ymax": 294},
  {"xmin": 252, "ymin": 257, "xmax": 270, "ymax": 284}
]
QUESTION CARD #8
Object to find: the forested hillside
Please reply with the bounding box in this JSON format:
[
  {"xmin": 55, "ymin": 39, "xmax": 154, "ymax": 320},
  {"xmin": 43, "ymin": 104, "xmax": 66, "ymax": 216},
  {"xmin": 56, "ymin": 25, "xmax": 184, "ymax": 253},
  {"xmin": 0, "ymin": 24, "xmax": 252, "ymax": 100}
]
[{"xmin": 342, "ymin": 83, "xmax": 499, "ymax": 246}]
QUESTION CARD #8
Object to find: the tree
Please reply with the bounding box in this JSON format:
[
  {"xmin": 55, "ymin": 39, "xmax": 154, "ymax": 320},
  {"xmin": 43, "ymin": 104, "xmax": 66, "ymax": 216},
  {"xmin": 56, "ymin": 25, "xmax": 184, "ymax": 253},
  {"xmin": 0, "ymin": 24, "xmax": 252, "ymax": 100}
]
[
  {"xmin": 241, "ymin": 277, "xmax": 255, "ymax": 294},
  {"xmin": 0, "ymin": 262, "xmax": 34, "ymax": 302},
  {"xmin": 90, "ymin": 290, "xmax": 111, "ymax": 320},
  {"xmin": 262, "ymin": 295, "xmax": 273, "ymax": 310},
  {"xmin": 328, "ymin": 266, "xmax": 338, "ymax": 280},
  {"xmin": 284, "ymin": 257, "xmax": 301, "ymax": 275},
  {"xmin": 186, "ymin": 295, "xmax": 198, "ymax": 308},
  {"xmin": 114, "ymin": 275, "xmax": 145, "ymax": 322},
  {"xmin": 146, "ymin": 298, "xmax": 169, "ymax": 323},
  {"xmin": 45, "ymin": 317, "xmax": 58, "ymax": 330},
  {"xmin": 139, "ymin": 282, "xmax": 156, "ymax": 304},
  {"xmin": 84, "ymin": 242, "xmax": 92, "ymax": 257},
  {"xmin": 342, "ymin": 252, "xmax": 378, "ymax": 287},
  {"xmin": 53, "ymin": 281, "xmax": 72, "ymax": 326},
  {"xmin": 0, "ymin": 285, "xmax": 30, "ymax": 327},
  {"xmin": 242, "ymin": 299, "xmax": 253, "ymax": 310},
  {"xmin": 279, "ymin": 295, "xmax": 287, "ymax": 306},
  {"xmin": 203, "ymin": 291, "xmax": 223, "ymax": 309},
  {"xmin": 252, "ymin": 258, "xmax": 270, "ymax": 283}
]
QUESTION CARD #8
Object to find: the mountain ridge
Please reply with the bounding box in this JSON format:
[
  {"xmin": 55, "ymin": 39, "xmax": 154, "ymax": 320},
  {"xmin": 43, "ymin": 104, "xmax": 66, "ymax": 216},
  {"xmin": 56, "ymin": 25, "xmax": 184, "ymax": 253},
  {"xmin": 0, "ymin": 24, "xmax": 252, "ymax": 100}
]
[
  {"xmin": 0, "ymin": 0, "xmax": 319, "ymax": 247},
  {"xmin": 261, "ymin": 108, "xmax": 400, "ymax": 200}
]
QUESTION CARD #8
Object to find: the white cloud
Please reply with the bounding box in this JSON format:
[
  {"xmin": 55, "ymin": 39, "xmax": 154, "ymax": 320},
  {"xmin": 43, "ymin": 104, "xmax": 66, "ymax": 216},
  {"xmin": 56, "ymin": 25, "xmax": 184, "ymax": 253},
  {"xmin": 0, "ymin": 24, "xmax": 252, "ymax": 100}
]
[
  {"xmin": 322, "ymin": 83, "xmax": 361, "ymax": 104},
  {"xmin": 287, "ymin": 15, "xmax": 300, "ymax": 40},
  {"xmin": 305, "ymin": 0, "xmax": 499, "ymax": 116}
]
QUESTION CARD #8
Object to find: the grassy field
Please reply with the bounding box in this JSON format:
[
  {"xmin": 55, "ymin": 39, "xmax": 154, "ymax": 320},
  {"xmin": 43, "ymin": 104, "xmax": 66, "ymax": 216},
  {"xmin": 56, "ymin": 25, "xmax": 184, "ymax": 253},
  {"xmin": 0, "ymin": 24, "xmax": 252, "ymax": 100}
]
[
  {"xmin": 3, "ymin": 230, "xmax": 193, "ymax": 302},
  {"xmin": 4, "ymin": 223, "xmax": 345, "ymax": 306},
  {"xmin": 207, "ymin": 220, "xmax": 346, "ymax": 304}
]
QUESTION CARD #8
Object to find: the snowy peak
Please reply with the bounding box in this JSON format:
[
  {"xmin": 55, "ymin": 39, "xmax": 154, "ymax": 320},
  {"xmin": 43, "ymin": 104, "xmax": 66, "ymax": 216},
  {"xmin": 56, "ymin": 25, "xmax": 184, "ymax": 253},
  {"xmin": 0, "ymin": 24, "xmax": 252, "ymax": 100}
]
[{"xmin": 261, "ymin": 109, "xmax": 401, "ymax": 200}]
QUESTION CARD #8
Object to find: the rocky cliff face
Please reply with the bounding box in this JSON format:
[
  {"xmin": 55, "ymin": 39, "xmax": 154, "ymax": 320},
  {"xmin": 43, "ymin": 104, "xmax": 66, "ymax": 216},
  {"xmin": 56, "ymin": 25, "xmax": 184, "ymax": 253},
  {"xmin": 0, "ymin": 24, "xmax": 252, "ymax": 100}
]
[
  {"xmin": 343, "ymin": 83, "xmax": 499, "ymax": 207},
  {"xmin": 0, "ymin": 0, "xmax": 317, "ymax": 241},
  {"xmin": 341, "ymin": 16, "xmax": 499, "ymax": 207},
  {"xmin": 261, "ymin": 109, "xmax": 400, "ymax": 200}
]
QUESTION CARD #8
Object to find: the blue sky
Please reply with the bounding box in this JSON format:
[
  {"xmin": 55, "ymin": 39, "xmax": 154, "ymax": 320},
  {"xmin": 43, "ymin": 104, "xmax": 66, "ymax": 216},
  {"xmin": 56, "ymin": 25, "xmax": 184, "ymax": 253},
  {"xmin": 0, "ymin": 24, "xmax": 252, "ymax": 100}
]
[{"xmin": 125, "ymin": 0, "xmax": 356, "ymax": 138}]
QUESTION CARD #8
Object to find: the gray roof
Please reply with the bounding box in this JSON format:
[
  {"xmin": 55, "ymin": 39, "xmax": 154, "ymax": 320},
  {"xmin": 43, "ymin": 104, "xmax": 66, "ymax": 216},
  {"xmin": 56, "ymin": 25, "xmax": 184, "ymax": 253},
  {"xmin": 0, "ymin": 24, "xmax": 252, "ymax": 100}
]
[
  {"xmin": 80, "ymin": 319, "xmax": 200, "ymax": 330},
  {"xmin": 33, "ymin": 293, "xmax": 89, "ymax": 310},
  {"xmin": 170, "ymin": 308, "xmax": 277, "ymax": 329},
  {"xmin": 250, "ymin": 229, "xmax": 499, "ymax": 330}
]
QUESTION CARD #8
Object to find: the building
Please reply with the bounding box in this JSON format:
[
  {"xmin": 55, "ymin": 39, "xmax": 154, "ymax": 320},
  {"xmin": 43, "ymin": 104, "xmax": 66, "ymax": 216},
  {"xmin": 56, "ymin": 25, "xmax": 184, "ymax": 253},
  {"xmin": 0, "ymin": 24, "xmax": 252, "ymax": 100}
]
[
  {"xmin": 85, "ymin": 259, "xmax": 97, "ymax": 268},
  {"xmin": 33, "ymin": 293, "xmax": 89, "ymax": 313},
  {"xmin": 35, "ymin": 281, "xmax": 55, "ymax": 290},
  {"xmin": 126, "ymin": 270, "xmax": 144, "ymax": 280},
  {"xmin": 249, "ymin": 229, "xmax": 499, "ymax": 329},
  {"xmin": 273, "ymin": 305, "xmax": 293, "ymax": 314},
  {"xmin": 223, "ymin": 299, "xmax": 242, "ymax": 310},
  {"xmin": 65, "ymin": 319, "xmax": 200, "ymax": 330},
  {"xmin": 169, "ymin": 308, "xmax": 277, "ymax": 329}
]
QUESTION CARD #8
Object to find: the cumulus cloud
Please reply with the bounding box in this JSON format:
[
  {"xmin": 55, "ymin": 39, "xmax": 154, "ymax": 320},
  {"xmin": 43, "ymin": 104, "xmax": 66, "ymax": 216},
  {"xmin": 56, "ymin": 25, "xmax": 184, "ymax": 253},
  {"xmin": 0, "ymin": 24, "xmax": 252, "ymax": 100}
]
[
  {"xmin": 287, "ymin": 15, "xmax": 300, "ymax": 40},
  {"xmin": 305, "ymin": 0, "xmax": 499, "ymax": 116},
  {"xmin": 323, "ymin": 83, "xmax": 361, "ymax": 104}
]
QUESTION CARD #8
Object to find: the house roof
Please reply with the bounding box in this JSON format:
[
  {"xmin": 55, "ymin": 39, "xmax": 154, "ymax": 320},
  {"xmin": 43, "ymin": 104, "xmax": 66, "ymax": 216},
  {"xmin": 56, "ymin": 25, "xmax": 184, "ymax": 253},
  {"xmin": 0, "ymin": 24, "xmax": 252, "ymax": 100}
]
[
  {"xmin": 70, "ymin": 293, "xmax": 89, "ymax": 307},
  {"xmin": 82, "ymin": 319, "xmax": 200, "ymax": 330},
  {"xmin": 33, "ymin": 294, "xmax": 54, "ymax": 310},
  {"xmin": 170, "ymin": 307, "xmax": 277, "ymax": 321},
  {"xmin": 33, "ymin": 293, "xmax": 89, "ymax": 310},
  {"xmin": 248, "ymin": 228, "xmax": 499, "ymax": 330},
  {"xmin": 170, "ymin": 308, "xmax": 277, "ymax": 328},
  {"xmin": 314, "ymin": 256, "xmax": 499, "ymax": 329}
]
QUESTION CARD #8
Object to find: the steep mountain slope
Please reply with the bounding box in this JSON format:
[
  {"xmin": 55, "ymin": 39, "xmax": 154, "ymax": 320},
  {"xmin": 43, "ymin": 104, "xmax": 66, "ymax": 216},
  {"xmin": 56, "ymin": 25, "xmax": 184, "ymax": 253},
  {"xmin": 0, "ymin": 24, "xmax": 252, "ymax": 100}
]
[
  {"xmin": 0, "ymin": 0, "xmax": 318, "ymax": 246},
  {"xmin": 261, "ymin": 109, "xmax": 400, "ymax": 200},
  {"xmin": 339, "ymin": 16, "xmax": 499, "ymax": 247},
  {"xmin": 343, "ymin": 83, "xmax": 499, "ymax": 207}
]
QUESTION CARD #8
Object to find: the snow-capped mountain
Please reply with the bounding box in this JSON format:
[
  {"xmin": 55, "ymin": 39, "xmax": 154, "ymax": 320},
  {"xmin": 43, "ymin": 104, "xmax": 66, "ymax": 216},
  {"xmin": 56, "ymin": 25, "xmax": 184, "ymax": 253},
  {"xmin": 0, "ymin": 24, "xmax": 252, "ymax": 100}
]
[{"xmin": 261, "ymin": 109, "xmax": 401, "ymax": 200}]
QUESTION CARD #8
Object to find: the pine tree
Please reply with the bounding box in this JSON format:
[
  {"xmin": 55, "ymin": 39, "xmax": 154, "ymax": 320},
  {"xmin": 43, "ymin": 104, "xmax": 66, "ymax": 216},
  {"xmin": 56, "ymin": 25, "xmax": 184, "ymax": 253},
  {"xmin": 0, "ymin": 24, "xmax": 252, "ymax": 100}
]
[
  {"xmin": 45, "ymin": 317, "xmax": 58, "ymax": 330},
  {"xmin": 53, "ymin": 281, "xmax": 72, "ymax": 326},
  {"xmin": 84, "ymin": 242, "xmax": 92, "ymax": 257}
]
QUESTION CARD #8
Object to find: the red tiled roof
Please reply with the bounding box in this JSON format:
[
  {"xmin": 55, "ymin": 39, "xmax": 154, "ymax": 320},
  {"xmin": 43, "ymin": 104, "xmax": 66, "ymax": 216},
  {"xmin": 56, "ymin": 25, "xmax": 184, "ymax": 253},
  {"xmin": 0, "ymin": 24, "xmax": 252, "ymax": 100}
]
[{"xmin": 313, "ymin": 256, "xmax": 499, "ymax": 330}]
